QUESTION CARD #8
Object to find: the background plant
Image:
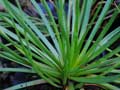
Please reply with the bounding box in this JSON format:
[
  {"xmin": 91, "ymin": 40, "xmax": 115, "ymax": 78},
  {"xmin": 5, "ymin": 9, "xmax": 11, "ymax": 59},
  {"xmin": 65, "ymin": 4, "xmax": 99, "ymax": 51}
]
[{"xmin": 0, "ymin": 0, "xmax": 120, "ymax": 90}]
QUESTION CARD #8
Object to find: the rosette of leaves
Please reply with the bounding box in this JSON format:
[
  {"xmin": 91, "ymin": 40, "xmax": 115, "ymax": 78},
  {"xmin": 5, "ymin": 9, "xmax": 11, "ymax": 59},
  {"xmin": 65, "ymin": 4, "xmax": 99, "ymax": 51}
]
[{"xmin": 0, "ymin": 0, "xmax": 120, "ymax": 90}]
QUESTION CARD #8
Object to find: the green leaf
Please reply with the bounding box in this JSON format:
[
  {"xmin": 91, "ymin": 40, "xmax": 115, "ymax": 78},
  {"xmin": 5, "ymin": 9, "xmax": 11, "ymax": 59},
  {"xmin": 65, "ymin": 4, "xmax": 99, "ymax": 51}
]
[
  {"xmin": 81, "ymin": 0, "xmax": 113, "ymax": 54},
  {"xmin": 100, "ymin": 83, "xmax": 120, "ymax": 90},
  {"xmin": 0, "ymin": 68, "xmax": 35, "ymax": 73},
  {"xmin": 70, "ymin": 75, "xmax": 120, "ymax": 84},
  {"xmin": 30, "ymin": 0, "xmax": 60, "ymax": 57},
  {"xmin": 4, "ymin": 79, "xmax": 46, "ymax": 90}
]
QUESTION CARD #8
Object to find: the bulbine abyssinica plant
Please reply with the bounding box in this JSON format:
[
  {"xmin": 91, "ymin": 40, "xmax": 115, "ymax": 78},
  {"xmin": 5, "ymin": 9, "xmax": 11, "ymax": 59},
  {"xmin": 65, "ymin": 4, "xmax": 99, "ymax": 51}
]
[{"xmin": 0, "ymin": 0, "xmax": 120, "ymax": 90}]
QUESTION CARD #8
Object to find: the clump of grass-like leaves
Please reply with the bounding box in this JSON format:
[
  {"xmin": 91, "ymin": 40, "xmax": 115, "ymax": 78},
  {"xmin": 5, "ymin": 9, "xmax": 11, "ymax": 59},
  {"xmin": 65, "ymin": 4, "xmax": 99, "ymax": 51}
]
[{"xmin": 0, "ymin": 0, "xmax": 120, "ymax": 90}]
